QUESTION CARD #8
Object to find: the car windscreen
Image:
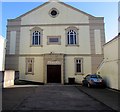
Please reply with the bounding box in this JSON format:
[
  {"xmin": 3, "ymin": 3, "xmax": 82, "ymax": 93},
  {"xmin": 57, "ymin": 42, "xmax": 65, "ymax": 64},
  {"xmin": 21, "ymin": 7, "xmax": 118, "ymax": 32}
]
[{"xmin": 90, "ymin": 75, "xmax": 101, "ymax": 78}]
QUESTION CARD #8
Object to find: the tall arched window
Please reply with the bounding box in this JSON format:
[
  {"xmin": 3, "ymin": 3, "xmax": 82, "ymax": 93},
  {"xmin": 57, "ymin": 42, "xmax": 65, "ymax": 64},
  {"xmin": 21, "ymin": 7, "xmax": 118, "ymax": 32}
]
[
  {"xmin": 66, "ymin": 27, "xmax": 78, "ymax": 46},
  {"xmin": 30, "ymin": 27, "xmax": 43, "ymax": 46},
  {"xmin": 32, "ymin": 31, "xmax": 41, "ymax": 45},
  {"xmin": 67, "ymin": 30, "xmax": 77, "ymax": 45}
]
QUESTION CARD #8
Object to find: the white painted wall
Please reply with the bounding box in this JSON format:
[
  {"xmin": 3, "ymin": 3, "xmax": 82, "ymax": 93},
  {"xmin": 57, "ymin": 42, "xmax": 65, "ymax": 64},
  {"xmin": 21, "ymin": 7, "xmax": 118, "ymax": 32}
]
[
  {"xmin": 0, "ymin": 36, "xmax": 5, "ymax": 71},
  {"xmin": 97, "ymin": 37, "xmax": 119, "ymax": 90},
  {"xmin": 19, "ymin": 25, "xmax": 91, "ymax": 55},
  {"xmin": 9, "ymin": 1, "xmax": 104, "ymax": 84},
  {"xmin": 21, "ymin": 2, "xmax": 89, "ymax": 25},
  {"xmin": 65, "ymin": 56, "xmax": 92, "ymax": 83},
  {"xmin": 19, "ymin": 55, "xmax": 92, "ymax": 83},
  {"xmin": 19, "ymin": 56, "xmax": 44, "ymax": 82},
  {"xmin": 3, "ymin": 70, "xmax": 15, "ymax": 88}
]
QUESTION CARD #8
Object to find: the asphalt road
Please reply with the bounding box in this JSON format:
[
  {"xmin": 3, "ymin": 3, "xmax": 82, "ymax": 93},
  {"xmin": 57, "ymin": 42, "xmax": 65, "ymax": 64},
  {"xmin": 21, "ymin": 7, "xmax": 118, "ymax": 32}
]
[{"xmin": 2, "ymin": 85, "xmax": 115, "ymax": 112}]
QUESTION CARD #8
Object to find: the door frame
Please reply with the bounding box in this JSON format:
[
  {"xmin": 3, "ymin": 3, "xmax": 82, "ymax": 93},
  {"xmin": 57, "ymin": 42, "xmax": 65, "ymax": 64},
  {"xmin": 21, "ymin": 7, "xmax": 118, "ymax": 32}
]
[{"xmin": 44, "ymin": 54, "xmax": 64, "ymax": 84}]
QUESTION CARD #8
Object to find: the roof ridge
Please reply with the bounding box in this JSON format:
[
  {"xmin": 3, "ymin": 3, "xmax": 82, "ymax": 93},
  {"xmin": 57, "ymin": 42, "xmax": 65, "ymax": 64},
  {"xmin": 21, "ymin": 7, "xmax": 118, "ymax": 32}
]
[{"xmin": 14, "ymin": 1, "xmax": 95, "ymax": 20}]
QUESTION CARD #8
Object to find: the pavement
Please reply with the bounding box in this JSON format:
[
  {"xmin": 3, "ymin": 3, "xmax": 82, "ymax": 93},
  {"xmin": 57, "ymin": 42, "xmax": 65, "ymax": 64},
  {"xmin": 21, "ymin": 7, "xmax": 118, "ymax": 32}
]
[
  {"xmin": 2, "ymin": 85, "xmax": 119, "ymax": 112},
  {"xmin": 76, "ymin": 85, "xmax": 120, "ymax": 112}
]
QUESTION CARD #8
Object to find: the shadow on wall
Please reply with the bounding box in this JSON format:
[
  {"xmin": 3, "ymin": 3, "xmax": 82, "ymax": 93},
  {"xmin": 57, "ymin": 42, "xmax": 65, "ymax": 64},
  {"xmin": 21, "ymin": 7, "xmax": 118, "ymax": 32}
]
[{"xmin": 103, "ymin": 76, "xmax": 110, "ymax": 88}]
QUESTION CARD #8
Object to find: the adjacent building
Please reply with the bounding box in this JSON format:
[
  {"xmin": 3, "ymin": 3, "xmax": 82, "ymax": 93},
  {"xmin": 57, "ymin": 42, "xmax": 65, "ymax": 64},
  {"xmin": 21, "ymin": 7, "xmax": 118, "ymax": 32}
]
[
  {"xmin": 5, "ymin": 1, "xmax": 105, "ymax": 84},
  {"xmin": 97, "ymin": 35, "xmax": 120, "ymax": 90},
  {"xmin": 0, "ymin": 35, "xmax": 6, "ymax": 71}
]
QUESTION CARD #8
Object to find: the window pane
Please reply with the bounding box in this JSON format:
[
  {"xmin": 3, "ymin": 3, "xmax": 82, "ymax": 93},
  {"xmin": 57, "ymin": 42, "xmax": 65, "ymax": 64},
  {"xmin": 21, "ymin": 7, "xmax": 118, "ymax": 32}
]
[
  {"xmin": 67, "ymin": 35, "xmax": 69, "ymax": 44},
  {"xmin": 35, "ymin": 36, "xmax": 38, "ymax": 44},
  {"xmin": 70, "ymin": 35, "xmax": 74, "ymax": 44},
  {"xmin": 28, "ymin": 63, "xmax": 32, "ymax": 73},
  {"xmin": 32, "ymin": 36, "xmax": 35, "ymax": 45},
  {"xmin": 67, "ymin": 30, "xmax": 77, "ymax": 45},
  {"xmin": 39, "ymin": 36, "xmax": 41, "ymax": 45},
  {"xmin": 74, "ymin": 35, "xmax": 76, "ymax": 44},
  {"xmin": 76, "ymin": 64, "xmax": 81, "ymax": 73},
  {"xmin": 32, "ymin": 31, "xmax": 41, "ymax": 45}
]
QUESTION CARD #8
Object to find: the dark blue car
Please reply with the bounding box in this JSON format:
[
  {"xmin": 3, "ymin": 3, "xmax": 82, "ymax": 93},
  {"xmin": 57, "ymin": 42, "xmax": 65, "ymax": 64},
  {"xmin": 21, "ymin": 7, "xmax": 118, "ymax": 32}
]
[{"xmin": 82, "ymin": 74, "xmax": 105, "ymax": 88}]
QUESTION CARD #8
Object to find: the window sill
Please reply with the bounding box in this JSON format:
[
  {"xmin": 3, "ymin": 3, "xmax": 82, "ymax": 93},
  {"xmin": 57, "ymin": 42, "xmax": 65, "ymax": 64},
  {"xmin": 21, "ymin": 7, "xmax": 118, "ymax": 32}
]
[
  {"xmin": 47, "ymin": 43, "xmax": 61, "ymax": 45},
  {"xmin": 66, "ymin": 44, "xmax": 79, "ymax": 47},
  {"xmin": 30, "ymin": 45, "xmax": 43, "ymax": 47},
  {"xmin": 75, "ymin": 73, "xmax": 84, "ymax": 75},
  {"xmin": 25, "ymin": 73, "xmax": 34, "ymax": 75}
]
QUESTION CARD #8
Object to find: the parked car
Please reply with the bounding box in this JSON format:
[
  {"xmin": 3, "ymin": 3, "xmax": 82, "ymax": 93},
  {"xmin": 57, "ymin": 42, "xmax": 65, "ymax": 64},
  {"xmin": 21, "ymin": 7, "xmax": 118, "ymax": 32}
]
[{"xmin": 82, "ymin": 74, "xmax": 105, "ymax": 88}]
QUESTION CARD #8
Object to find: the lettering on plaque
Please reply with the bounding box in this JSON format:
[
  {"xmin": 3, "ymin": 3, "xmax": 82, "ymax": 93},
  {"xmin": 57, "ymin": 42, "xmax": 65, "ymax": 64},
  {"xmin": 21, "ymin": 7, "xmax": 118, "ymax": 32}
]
[{"xmin": 47, "ymin": 61, "xmax": 61, "ymax": 65}]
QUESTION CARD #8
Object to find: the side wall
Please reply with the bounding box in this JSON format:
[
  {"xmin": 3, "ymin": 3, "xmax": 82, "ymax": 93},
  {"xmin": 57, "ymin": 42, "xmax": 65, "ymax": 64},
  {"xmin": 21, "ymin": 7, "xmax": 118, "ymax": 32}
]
[
  {"xmin": 118, "ymin": 36, "xmax": 120, "ymax": 90},
  {"xmin": 97, "ymin": 37, "xmax": 119, "ymax": 90},
  {"xmin": 0, "ymin": 37, "xmax": 5, "ymax": 71}
]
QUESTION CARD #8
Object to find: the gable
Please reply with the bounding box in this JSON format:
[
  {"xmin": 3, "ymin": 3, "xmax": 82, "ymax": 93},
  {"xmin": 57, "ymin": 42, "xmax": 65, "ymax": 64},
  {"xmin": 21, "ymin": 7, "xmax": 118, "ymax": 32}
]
[{"xmin": 17, "ymin": 2, "xmax": 94, "ymax": 25}]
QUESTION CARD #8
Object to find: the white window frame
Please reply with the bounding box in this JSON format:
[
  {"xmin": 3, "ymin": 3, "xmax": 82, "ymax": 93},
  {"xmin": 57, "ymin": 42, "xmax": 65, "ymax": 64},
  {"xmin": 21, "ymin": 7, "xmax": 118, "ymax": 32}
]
[
  {"xmin": 65, "ymin": 27, "xmax": 79, "ymax": 46},
  {"xmin": 32, "ymin": 31, "xmax": 41, "ymax": 45},
  {"xmin": 75, "ymin": 58, "xmax": 83, "ymax": 75},
  {"xmin": 26, "ymin": 58, "xmax": 34, "ymax": 75},
  {"xmin": 30, "ymin": 27, "xmax": 43, "ymax": 47}
]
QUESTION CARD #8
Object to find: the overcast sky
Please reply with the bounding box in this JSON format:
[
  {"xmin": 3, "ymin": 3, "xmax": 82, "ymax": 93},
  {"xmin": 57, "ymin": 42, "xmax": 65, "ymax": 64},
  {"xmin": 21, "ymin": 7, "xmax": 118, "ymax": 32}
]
[{"xmin": 1, "ymin": 1, "xmax": 118, "ymax": 42}]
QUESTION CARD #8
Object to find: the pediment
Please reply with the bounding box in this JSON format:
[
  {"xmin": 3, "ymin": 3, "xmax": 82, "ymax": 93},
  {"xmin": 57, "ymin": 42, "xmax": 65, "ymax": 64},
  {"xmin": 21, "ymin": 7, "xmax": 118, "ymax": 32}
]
[{"xmin": 15, "ymin": 1, "xmax": 95, "ymax": 25}]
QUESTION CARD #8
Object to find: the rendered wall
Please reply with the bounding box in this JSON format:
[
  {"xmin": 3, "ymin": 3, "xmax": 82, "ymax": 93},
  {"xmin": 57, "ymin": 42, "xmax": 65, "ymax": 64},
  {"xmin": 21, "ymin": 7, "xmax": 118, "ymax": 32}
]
[
  {"xmin": 65, "ymin": 56, "xmax": 92, "ymax": 83},
  {"xmin": 19, "ymin": 56, "xmax": 44, "ymax": 83},
  {"xmin": 97, "ymin": 37, "xmax": 119, "ymax": 90},
  {"xmin": 6, "ymin": 1, "xmax": 105, "ymax": 83},
  {"xmin": 3, "ymin": 70, "xmax": 15, "ymax": 88},
  {"xmin": 21, "ymin": 2, "xmax": 89, "ymax": 25},
  {"xmin": 0, "ymin": 36, "xmax": 5, "ymax": 71},
  {"xmin": 19, "ymin": 25, "xmax": 91, "ymax": 55}
]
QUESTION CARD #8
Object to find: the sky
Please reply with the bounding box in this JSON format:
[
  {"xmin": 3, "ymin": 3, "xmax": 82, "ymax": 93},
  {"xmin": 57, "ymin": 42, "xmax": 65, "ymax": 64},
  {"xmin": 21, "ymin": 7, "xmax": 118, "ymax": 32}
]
[{"xmin": 1, "ymin": 1, "xmax": 119, "ymax": 42}]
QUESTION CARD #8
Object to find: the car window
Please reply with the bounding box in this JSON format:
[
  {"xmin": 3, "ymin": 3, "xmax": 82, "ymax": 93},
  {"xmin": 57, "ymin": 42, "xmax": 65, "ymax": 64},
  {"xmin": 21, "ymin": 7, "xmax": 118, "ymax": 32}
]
[
  {"xmin": 90, "ymin": 75, "xmax": 102, "ymax": 78},
  {"xmin": 86, "ymin": 75, "xmax": 90, "ymax": 80}
]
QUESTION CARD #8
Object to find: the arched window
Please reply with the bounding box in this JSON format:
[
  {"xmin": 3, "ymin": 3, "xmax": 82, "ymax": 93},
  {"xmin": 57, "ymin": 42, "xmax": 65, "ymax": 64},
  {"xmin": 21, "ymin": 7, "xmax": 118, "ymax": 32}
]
[
  {"xmin": 66, "ymin": 27, "xmax": 78, "ymax": 46},
  {"xmin": 67, "ymin": 30, "xmax": 77, "ymax": 45},
  {"xmin": 30, "ymin": 27, "xmax": 43, "ymax": 46},
  {"xmin": 32, "ymin": 31, "xmax": 41, "ymax": 45}
]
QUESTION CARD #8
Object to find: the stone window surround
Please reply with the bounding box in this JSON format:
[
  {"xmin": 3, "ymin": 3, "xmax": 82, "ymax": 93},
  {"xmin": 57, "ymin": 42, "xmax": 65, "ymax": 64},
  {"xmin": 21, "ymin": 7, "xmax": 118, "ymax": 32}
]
[
  {"xmin": 65, "ymin": 26, "xmax": 79, "ymax": 47},
  {"xmin": 47, "ymin": 36, "xmax": 61, "ymax": 45},
  {"xmin": 30, "ymin": 27, "xmax": 43, "ymax": 47},
  {"xmin": 74, "ymin": 58, "xmax": 84, "ymax": 75},
  {"xmin": 25, "ymin": 58, "xmax": 34, "ymax": 75},
  {"xmin": 49, "ymin": 8, "xmax": 59, "ymax": 18}
]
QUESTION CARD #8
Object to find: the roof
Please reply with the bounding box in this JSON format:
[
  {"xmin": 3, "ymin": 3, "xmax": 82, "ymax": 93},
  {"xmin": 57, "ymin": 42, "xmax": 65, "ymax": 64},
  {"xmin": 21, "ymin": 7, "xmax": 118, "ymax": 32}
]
[
  {"xmin": 104, "ymin": 35, "xmax": 120, "ymax": 46},
  {"xmin": 16, "ymin": 1, "xmax": 95, "ymax": 19}
]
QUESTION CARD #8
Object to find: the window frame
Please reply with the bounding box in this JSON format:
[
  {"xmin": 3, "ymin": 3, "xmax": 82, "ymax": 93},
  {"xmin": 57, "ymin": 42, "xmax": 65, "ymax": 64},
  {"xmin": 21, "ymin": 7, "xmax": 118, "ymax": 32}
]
[
  {"xmin": 74, "ymin": 58, "xmax": 83, "ymax": 75},
  {"xmin": 65, "ymin": 27, "xmax": 79, "ymax": 46},
  {"xmin": 30, "ymin": 27, "xmax": 43, "ymax": 47},
  {"xmin": 26, "ymin": 58, "xmax": 34, "ymax": 75},
  {"xmin": 49, "ymin": 8, "xmax": 59, "ymax": 18}
]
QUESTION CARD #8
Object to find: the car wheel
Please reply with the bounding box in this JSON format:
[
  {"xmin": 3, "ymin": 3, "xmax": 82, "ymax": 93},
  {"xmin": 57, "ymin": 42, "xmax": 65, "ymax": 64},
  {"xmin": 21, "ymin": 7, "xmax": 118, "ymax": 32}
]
[{"xmin": 88, "ymin": 83, "xmax": 91, "ymax": 88}]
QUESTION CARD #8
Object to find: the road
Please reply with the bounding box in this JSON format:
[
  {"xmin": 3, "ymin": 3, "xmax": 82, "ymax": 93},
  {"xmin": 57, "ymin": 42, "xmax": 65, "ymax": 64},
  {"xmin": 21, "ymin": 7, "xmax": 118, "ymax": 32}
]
[{"xmin": 2, "ymin": 85, "xmax": 115, "ymax": 111}]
